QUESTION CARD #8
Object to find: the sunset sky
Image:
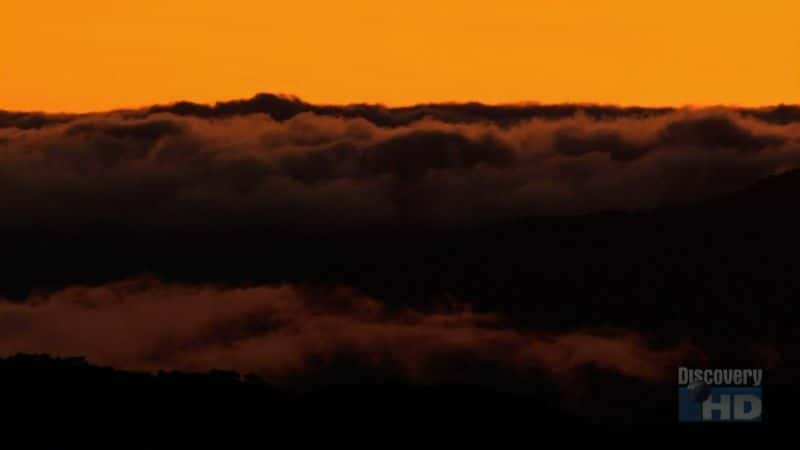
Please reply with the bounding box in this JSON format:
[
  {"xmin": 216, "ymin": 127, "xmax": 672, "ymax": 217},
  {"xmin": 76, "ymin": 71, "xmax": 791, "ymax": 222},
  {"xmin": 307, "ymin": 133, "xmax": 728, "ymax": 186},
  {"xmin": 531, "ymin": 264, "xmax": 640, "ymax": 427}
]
[{"xmin": 3, "ymin": 0, "xmax": 799, "ymax": 112}]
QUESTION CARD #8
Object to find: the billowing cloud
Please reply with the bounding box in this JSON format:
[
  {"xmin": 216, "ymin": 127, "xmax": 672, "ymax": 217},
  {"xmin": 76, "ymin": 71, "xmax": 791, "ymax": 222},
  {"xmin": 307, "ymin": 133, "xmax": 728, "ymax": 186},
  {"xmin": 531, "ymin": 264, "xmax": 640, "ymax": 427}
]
[
  {"xmin": 1, "ymin": 99, "xmax": 800, "ymax": 228},
  {"xmin": 0, "ymin": 277, "xmax": 694, "ymax": 384},
  {"xmin": 2, "ymin": 97, "xmax": 796, "ymax": 425}
]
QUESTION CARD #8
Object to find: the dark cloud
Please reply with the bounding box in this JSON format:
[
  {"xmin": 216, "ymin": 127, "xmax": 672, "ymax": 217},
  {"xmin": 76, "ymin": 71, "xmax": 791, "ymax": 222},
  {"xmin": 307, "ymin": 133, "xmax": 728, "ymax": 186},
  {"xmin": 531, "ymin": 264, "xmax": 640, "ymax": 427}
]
[
  {"xmin": 4, "ymin": 94, "xmax": 800, "ymax": 131},
  {"xmin": 742, "ymin": 104, "xmax": 800, "ymax": 125},
  {"xmin": 658, "ymin": 116, "xmax": 786, "ymax": 151},
  {"xmin": 0, "ymin": 106, "xmax": 799, "ymax": 228},
  {"xmin": 64, "ymin": 119, "xmax": 185, "ymax": 142},
  {"xmin": 137, "ymin": 94, "xmax": 800, "ymax": 128},
  {"xmin": 144, "ymin": 93, "xmax": 679, "ymax": 127},
  {"xmin": 553, "ymin": 128, "xmax": 646, "ymax": 161},
  {"xmin": 0, "ymin": 111, "xmax": 76, "ymax": 130}
]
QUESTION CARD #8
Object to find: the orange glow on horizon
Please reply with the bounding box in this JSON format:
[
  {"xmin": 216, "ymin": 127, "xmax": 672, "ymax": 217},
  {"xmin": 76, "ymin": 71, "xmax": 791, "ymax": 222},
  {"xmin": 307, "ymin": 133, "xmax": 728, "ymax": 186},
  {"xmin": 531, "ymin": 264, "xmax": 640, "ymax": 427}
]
[{"xmin": 2, "ymin": 0, "xmax": 799, "ymax": 112}]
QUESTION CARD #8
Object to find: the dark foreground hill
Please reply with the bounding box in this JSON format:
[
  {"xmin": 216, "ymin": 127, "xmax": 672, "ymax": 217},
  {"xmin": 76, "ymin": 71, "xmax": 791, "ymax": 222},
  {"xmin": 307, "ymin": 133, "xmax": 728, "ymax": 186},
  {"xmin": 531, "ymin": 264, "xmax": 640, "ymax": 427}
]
[
  {"xmin": 3, "ymin": 353, "xmax": 790, "ymax": 438},
  {"xmin": 1, "ymin": 354, "xmax": 580, "ymax": 433}
]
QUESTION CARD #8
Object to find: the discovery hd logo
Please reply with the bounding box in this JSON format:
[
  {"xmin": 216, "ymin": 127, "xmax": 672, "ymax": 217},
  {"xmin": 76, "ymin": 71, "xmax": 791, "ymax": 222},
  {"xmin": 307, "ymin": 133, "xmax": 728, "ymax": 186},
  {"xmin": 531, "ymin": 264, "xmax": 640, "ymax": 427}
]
[{"xmin": 678, "ymin": 367, "xmax": 763, "ymax": 422}]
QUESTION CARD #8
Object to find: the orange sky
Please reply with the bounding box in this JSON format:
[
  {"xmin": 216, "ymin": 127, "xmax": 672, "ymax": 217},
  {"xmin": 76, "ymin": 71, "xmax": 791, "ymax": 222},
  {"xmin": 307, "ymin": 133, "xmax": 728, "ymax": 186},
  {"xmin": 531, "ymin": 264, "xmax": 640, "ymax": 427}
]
[{"xmin": 2, "ymin": 1, "xmax": 799, "ymax": 112}]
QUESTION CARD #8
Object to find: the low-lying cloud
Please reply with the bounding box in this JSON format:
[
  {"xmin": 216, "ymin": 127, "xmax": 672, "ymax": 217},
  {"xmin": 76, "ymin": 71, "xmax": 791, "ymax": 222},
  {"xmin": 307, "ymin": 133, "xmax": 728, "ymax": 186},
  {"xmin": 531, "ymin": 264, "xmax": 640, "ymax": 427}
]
[
  {"xmin": 1, "ymin": 97, "xmax": 800, "ymax": 227},
  {"xmin": 0, "ymin": 278, "xmax": 694, "ymax": 383}
]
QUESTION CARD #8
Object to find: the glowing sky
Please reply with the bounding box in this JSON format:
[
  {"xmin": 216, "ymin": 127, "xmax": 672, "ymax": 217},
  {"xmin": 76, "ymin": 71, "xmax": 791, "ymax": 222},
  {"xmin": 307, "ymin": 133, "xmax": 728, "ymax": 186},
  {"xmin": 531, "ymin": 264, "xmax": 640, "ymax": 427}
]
[{"xmin": 3, "ymin": 0, "xmax": 799, "ymax": 111}]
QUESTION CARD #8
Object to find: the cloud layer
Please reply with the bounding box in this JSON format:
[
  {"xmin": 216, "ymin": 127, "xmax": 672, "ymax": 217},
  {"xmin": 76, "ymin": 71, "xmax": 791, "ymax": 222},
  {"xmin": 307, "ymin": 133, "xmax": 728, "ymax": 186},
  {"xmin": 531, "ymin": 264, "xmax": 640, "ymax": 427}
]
[
  {"xmin": 1, "ymin": 98, "xmax": 800, "ymax": 228},
  {"xmin": 0, "ymin": 278, "xmax": 694, "ymax": 384}
]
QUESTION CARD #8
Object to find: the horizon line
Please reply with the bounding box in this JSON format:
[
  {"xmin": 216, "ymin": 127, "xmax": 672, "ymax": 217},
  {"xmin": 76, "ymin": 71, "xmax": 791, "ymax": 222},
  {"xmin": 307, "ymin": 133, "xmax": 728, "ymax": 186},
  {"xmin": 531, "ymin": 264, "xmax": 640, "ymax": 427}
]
[{"xmin": 3, "ymin": 92, "xmax": 799, "ymax": 116}]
